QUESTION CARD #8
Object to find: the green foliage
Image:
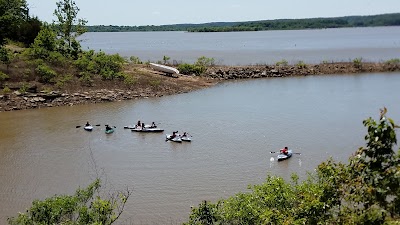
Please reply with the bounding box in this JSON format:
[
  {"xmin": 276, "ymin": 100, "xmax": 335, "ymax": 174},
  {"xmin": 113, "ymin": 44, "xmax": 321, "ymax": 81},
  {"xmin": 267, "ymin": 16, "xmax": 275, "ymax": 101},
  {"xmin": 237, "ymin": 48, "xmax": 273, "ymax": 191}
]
[
  {"xmin": 177, "ymin": 56, "xmax": 214, "ymax": 75},
  {"xmin": 8, "ymin": 178, "xmax": 131, "ymax": 225},
  {"xmin": 0, "ymin": 46, "xmax": 13, "ymax": 70},
  {"xmin": 29, "ymin": 26, "xmax": 58, "ymax": 59},
  {"xmin": 78, "ymin": 71, "xmax": 93, "ymax": 86},
  {"xmin": 75, "ymin": 50, "xmax": 126, "ymax": 80},
  {"xmin": 2, "ymin": 85, "xmax": 11, "ymax": 94},
  {"xmin": 55, "ymin": 74, "xmax": 73, "ymax": 88},
  {"xmin": 18, "ymin": 82, "xmax": 29, "ymax": 93},
  {"xmin": 276, "ymin": 59, "xmax": 288, "ymax": 66},
  {"xmin": 177, "ymin": 63, "xmax": 206, "ymax": 76},
  {"xmin": 129, "ymin": 55, "xmax": 142, "ymax": 64},
  {"xmin": 163, "ymin": 55, "xmax": 170, "ymax": 64},
  {"xmin": 35, "ymin": 64, "xmax": 57, "ymax": 83},
  {"xmin": 296, "ymin": 60, "xmax": 307, "ymax": 69},
  {"xmin": 353, "ymin": 57, "xmax": 363, "ymax": 69},
  {"xmin": 186, "ymin": 108, "xmax": 400, "ymax": 225},
  {"xmin": 0, "ymin": 0, "xmax": 29, "ymax": 45},
  {"xmin": 196, "ymin": 56, "xmax": 215, "ymax": 67},
  {"xmin": 385, "ymin": 58, "xmax": 400, "ymax": 65},
  {"xmin": 0, "ymin": 71, "xmax": 10, "ymax": 82},
  {"xmin": 53, "ymin": 0, "xmax": 87, "ymax": 59}
]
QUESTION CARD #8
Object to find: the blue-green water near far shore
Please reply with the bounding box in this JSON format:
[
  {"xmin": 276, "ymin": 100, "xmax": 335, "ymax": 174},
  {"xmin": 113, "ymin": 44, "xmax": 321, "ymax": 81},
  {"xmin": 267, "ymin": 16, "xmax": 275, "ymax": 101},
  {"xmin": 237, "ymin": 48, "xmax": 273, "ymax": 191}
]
[
  {"xmin": 0, "ymin": 71, "xmax": 399, "ymax": 224},
  {"xmin": 78, "ymin": 26, "xmax": 400, "ymax": 65}
]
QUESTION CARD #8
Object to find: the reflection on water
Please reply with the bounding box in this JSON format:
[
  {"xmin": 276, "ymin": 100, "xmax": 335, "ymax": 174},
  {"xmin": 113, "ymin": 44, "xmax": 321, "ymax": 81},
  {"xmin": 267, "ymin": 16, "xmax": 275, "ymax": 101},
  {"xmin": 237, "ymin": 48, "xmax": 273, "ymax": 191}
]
[{"xmin": 0, "ymin": 73, "xmax": 400, "ymax": 224}]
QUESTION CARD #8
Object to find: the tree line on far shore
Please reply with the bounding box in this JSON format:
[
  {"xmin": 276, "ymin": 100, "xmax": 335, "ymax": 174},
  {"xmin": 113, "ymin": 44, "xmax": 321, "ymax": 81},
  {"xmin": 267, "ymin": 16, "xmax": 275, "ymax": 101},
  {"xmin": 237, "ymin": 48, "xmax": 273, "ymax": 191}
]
[{"xmin": 86, "ymin": 13, "xmax": 400, "ymax": 32}]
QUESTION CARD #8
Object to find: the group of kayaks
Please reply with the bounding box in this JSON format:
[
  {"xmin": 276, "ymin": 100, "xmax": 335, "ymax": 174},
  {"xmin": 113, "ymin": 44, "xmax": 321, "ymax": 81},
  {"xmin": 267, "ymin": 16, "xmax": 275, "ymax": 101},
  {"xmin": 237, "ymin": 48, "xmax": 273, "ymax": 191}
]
[{"xmin": 81, "ymin": 122, "xmax": 192, "ymax": 142}]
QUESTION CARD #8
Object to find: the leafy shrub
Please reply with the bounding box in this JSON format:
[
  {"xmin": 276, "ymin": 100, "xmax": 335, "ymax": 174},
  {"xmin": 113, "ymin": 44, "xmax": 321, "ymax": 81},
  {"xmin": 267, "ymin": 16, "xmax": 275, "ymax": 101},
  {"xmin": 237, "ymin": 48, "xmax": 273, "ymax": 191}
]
[
  {"xmin": 196, "ymin": 56, "xmax": 215, "ymax": 67},
  {"xmin": 35, "ymin": 64, "xmax": 57, "ymax": 83},
  {"xmin": 296, "ymin": 60, "xmax": 307, "ymax": 69},
  {"xmin": 75, "ymin": 50, "xmax": 126, "ymax": 80},
  {"xmin": 78, "ymin": 71, "xmax": 93, "ymax": 86},
  {"xmin": 123, "ymin": 74, "xmax": 137, "ymax": 85},
  {"xmin": 0, "ymin": 71, "xmax": 9, "ymax": 82},
  {"xmin": 29, "ymin": 26, "xmax": 57, "ymax": 59},
  {"xmin": 385, "ymin": 58, "xmax": 400, "ymax": 65},
  {"xmin": 276, "ymin": 59, "xmax": 288, "ymax": 66},
  {"xmin": 177, "ymin": 63, "xmax": 206, "ymax": 75},
  {"xmin": 129, "ymin": 56, "xmax": 142, "ymax": 64},
  {"xmin": 7, "ymin": 179, "xmax": 131, "ymax": 225},
  {"xmin": 353, "ymin": 57, "xmax": 363, "ymax": 69},
  {"xmin": 2, "ymin": 86, "xmax": 11, "ymax": 94}
]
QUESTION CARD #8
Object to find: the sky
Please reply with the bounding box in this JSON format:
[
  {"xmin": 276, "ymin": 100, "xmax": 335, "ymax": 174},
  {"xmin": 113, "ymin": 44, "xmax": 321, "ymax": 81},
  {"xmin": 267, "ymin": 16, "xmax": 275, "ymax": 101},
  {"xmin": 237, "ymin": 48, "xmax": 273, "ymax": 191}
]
[{"xmin": 26, "ymin": 0, "xmax": 400, "ymax": 26}]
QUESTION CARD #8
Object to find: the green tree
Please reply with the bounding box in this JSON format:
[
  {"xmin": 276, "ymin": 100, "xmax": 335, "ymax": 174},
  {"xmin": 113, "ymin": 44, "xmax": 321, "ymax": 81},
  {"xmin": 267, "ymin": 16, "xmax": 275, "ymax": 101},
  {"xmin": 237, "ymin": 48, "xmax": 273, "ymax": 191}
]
[
  {"xmin": 29, "ymin": 25, "xmax": 57, "ymax": 59},
  {"xmin": 163, "ymin": 55, "xmax": 170, "ymax": 64},
  {"xmin": 0, "ymin": 0, "xmax": 29, "ymax": 45},
  {"xmin": 0, "ymin": 46, "xmax": 13, "ymax": 71},
  {"xmin": 53, "ymin": 0, "xmax": 87, "ymax": 58},
  {"xmin": 7, "ymin": 179, "xmax": 131, "ymax": 225}
]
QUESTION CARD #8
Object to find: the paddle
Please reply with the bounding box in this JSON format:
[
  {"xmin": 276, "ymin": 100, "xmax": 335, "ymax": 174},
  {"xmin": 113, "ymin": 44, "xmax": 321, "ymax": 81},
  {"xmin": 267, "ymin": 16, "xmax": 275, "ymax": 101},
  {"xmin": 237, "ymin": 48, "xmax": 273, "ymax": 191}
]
[
  {"xmin": 270, "ymin": 151, "xmax": 301, "ymax": 155},
  {"xmin": 77, "ymin": 124, "xmax": 100, "ymax": 128}
]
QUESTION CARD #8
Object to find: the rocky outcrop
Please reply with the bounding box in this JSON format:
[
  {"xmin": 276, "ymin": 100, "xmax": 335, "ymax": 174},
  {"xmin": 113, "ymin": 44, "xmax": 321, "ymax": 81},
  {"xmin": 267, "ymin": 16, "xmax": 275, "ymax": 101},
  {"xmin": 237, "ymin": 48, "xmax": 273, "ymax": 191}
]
[
  {"xmin": 0, "ymin": 89, "xmax": 158, "ymax": 111},
  {"xmin": 204, "ymin": 62, "xmax": 400, "ymax": 80}
]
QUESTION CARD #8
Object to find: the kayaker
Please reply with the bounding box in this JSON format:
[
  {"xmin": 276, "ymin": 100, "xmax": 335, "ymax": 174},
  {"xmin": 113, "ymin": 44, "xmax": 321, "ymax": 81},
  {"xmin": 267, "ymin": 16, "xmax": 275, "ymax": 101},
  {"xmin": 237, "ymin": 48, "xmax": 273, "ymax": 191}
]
[
  {"xmin": 151, "ymin": 122, "xmax": 157, "ymax": 128},
  {"xmin": 171, "ymin": 131, "xmax": 177, "ymax": 138},
  {"xmin": 137, "ymin": 120, "xmax": 141, "ymax": 127},
  {"xmin": 105, "ymin": 125, "xmax": 112, "ymax": 131},
  {"xmin": 85, "ymin": 121, "xmax": 90, "ymax": 126},
  {"xmin": 182, "ymin": 132, "xmax": 187, "ymax": 137},
  {"xmin": 280, "ymin": 147, "xmax": 288, "ymax": 155},
  {"xmin": 141, "ymin": 123, "xmax": 145, "ymax": 129}
]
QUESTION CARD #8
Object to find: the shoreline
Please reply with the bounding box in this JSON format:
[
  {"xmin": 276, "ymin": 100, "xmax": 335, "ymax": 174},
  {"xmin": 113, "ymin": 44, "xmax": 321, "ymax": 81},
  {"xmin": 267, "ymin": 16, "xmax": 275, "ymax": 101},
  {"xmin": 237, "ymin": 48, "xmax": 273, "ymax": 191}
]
[{"xmin": 1, "ymin": 62, "xmax": 399, "ymax": 112}]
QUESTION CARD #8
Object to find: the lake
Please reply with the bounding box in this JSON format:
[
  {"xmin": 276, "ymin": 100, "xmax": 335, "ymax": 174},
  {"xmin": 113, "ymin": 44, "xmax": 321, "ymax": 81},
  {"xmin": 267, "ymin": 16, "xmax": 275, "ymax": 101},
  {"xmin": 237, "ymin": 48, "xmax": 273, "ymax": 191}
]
[
  {"xmin": 78, "ymin": 26, "xmax": 400, "ymax": 65},
  {"xmin": 0, "ymin": 72, "xmax": 399, "ymax": 224}
]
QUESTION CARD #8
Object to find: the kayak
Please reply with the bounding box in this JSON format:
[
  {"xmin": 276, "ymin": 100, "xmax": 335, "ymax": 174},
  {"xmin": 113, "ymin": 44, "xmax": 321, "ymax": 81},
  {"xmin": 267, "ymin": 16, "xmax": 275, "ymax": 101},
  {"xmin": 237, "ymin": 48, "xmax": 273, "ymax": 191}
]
[
  {"xmin": 277, "ymin": 149, "xmax": 293, "ymax": 161},
  {"xmin": 178, "ymin": 134, "xmax": 192, "ymax": 142},
  {"xmin": 84, "ymin": 125, "xmax": 93, "ymax": 131},
  {"xmin": 131, "ymin": 127, "xmax": 164, "ymax": 132},
  {"xmin": 166, "ymin": 134, "xmax": 182, "ymax": 143},
  {"xmin": 105, "ymin": 128, "xmax": 114, "ymax": 134}
]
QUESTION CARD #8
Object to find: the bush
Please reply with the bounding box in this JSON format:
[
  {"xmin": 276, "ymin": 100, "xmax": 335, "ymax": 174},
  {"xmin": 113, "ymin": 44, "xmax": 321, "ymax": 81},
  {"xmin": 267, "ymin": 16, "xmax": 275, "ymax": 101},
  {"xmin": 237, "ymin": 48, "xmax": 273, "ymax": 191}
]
[
  {"xmin": 35, "ymin": 64, "xmax": 57, "ymax": 83},
  {"xmin": 0, "ymin": 71, "xmax": 9, "ymax": 82},
  {"xmin": 75, "ymin": 50, "xmax": 126, "ymax": 80},
  {"xmin": 276, "ymin": 59, "xmax": 288, "ymax": 66},
  {"xmin": 177, "ymin": 63, "xmax": 206, "ymax": 75},
  {"xmin": 7, "ymin": 179, "xmax": 131, "ymax": 225},
  {"xmin": 129, "ymin": 56, "xmax": 142, "ymax": 64}
]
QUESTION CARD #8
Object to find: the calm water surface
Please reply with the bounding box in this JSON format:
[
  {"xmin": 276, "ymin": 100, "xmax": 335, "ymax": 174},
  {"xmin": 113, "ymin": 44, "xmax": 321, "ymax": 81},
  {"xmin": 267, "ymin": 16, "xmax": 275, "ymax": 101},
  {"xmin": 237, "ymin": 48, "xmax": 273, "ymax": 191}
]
[
  {"xmin": 0, "ymin": 72, "xmax": 399, "ymax": 224},
  {"xmin": 79, "ymin": 27, "xmax": 400, "ymax": 65}
]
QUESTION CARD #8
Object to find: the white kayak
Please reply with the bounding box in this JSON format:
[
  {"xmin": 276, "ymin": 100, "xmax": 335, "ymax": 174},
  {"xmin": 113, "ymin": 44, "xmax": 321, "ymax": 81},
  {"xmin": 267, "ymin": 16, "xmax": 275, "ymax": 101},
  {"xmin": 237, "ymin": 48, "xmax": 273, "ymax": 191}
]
[
  {"xmin": 277, "ymin": 149, "xmax": 293, "ymax": 161},
  {"xmin": 178, "ymin": 134, "xmax": 192, "ymax": 142},
  {"xmin": 166, "ymin": 134, "xmax": 182, "ymax": 143},
  {"xmin": 84, "ymin": 125, "xmax": 93, "ymax": 131},
  {"xmin": 132, "ymin": 127, "xmax": 164, "ymax": 132}
]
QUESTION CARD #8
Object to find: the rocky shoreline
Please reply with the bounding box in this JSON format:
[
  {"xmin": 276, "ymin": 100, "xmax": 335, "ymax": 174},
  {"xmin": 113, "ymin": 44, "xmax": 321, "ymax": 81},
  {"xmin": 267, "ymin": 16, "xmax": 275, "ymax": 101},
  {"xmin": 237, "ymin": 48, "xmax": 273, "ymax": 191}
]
[{"xmin": 1, "ymin": 62, "xmax": 399, "ymax": 112}]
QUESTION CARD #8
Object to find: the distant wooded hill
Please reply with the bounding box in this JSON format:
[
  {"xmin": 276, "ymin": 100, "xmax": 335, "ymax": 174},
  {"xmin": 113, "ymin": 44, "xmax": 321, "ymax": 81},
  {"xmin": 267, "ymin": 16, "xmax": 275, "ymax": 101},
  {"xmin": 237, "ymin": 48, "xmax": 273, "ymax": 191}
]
[{"xmin": 86, "ymin": 13, "xmax": 400, "ymax": 32}]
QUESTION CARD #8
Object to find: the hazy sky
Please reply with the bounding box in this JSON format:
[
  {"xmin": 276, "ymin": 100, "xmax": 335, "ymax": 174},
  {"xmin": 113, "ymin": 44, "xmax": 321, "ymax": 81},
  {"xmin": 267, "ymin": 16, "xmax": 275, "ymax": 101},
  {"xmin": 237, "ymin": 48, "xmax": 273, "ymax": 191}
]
[{"xmin": 26, "ymin": 0, "xmax": 400, "ymax": 26}]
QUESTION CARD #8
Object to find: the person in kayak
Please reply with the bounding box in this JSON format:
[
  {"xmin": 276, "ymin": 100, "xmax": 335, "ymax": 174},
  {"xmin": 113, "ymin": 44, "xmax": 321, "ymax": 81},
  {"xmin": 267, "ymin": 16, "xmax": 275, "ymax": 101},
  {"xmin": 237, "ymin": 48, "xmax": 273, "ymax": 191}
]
[
  {"xmin": 105, "ymin": 125, "xmax": 112, "ymax": 131},
  {"xmin": 280, "ymin": 147, "xmax": 289, "ymax": 155},
  {"xmin": 151, "ymin": 122, "xmax": 157, "ymax": 128},
  {"xmin": 85, "ymin": 121, "xmax": 90, "ymax": 126},
  {"xmin": 171, "ymin": 131, "xmax": 178, "ymax": 139},
  {"xmin": 136, "ymin": 120, "xmax": 141, "ymax": 127}
]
